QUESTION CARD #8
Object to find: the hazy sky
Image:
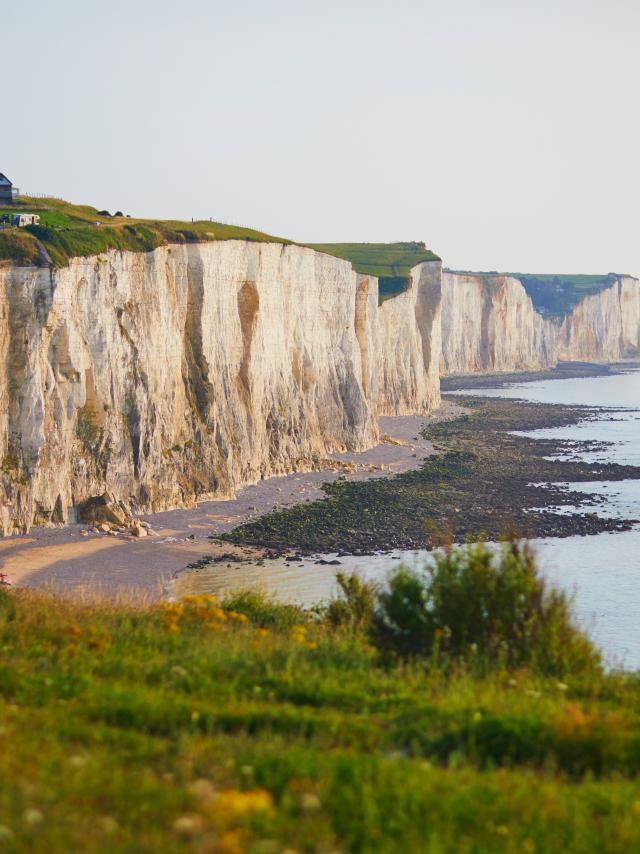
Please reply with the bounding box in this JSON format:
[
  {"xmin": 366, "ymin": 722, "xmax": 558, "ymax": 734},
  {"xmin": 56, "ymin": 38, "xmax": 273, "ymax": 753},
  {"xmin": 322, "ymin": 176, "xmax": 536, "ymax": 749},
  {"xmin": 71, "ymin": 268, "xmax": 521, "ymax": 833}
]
[{"xmin": 3, "ymin": 0, "xmax": 638, "ymax": 274}]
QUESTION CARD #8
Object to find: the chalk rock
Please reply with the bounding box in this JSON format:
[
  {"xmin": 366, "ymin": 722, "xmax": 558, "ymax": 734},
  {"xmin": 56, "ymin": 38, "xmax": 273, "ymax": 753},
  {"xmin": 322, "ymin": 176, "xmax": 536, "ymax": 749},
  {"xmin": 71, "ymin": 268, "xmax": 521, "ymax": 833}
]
[
  {"xmin": 441, "ymin": 273, "xmax": 556, "ymax": 375},
  {"xmin": 0, "ymin": 243, "xmax": 442, "ymax": 533}
]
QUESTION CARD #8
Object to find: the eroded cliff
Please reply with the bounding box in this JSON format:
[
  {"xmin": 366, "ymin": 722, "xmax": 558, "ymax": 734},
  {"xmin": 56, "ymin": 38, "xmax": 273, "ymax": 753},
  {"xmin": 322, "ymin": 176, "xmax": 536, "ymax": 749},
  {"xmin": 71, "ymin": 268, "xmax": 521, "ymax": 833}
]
[
  {"xmin": 441, "ymin": 273, "xmax": 556, "ymax": 375},
  {"xmin": 556, "ymin": 275, "xmax": 640, "ymax": 362},
  {"xmin": 0, "ymin": 243, "xmax": 441, "ymax": 533},
  {"xmin": 441, "ymin": 272, "xmax": 640, "ymax": 375}
]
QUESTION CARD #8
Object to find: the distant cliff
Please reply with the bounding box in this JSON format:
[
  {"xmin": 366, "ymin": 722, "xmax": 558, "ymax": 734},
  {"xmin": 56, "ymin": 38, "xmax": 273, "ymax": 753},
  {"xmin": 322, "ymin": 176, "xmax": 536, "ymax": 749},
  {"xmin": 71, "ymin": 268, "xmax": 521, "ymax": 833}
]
[
  {"xmin": 0, "ymin": 244, "xmax": 441, "ymax": 533},
  {"xmin": 556, "ymin": 275, "xmax": 640, "ymax": 362},
  {"xmin": 441, "ymin": 272, "xmax": 640, "ymax": 375},
  {"xmin": 441, "ymin": 273, "xmax": 556, "ymax": 375}
]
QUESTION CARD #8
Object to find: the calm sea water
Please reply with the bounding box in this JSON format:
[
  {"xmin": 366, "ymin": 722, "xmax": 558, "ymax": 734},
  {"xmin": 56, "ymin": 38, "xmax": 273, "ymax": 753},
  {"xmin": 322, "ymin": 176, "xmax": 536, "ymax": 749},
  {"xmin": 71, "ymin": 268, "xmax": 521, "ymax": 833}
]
[{"xmin": 178, "ymin": 368, "xmax": 640, "ymax": 668}]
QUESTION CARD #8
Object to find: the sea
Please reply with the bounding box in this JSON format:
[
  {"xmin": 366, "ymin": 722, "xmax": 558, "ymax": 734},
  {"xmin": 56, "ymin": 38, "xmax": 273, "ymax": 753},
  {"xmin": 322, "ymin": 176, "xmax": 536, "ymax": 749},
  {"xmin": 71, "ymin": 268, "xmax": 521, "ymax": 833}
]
[{"xmin": 177, "ymin": 367, "xmax": 640, "ymax": 668}]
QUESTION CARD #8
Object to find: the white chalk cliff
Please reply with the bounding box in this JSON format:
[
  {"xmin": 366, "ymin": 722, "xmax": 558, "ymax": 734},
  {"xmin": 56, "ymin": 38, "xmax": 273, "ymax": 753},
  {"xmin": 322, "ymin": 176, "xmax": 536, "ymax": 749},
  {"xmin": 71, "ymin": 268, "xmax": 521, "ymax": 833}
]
[
  {"xmin": 556, "ymin": 276, "xmax": 640, "ymax": 362},
  {"xmin": 441, "ymin": 272, "xmax": 640, "ymax": 375},
  {"xmin": 441, "ymin": 273, "xmax": 556, "ymax": 375},
  {"xmin": 0, "ymin": 243, "xmax": 441, "ymax": 533},
  {"xmin": 2, "ymin": 239, "xmax": 638, "ymax": 535}
]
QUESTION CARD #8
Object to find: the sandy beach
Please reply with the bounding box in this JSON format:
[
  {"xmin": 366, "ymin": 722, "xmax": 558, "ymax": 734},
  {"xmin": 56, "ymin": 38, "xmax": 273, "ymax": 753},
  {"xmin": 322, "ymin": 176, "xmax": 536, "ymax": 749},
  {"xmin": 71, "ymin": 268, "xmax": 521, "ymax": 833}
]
[{"xmin": 2, "ymin": 403, "xmax": 464, "ymax": 600}]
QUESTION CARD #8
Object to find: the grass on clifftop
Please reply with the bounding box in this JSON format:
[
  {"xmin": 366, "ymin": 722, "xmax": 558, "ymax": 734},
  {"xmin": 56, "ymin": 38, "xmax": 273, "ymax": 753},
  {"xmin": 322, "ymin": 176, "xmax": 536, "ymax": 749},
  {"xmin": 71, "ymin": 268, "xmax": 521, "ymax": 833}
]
[
  {"xmin": 308, "ymin": 242, "xmax": 440, "ymax": 301},
  {"xmin": 0, "ymin": 200, "xmax": 439, "ymax": 295},
  {"xmin": 2, "ymin": 542, "xmax": 640, "ymax": 853},
  {"xmin": 0, "ymin": 197, "xmax": 293, "ymax": 268}
]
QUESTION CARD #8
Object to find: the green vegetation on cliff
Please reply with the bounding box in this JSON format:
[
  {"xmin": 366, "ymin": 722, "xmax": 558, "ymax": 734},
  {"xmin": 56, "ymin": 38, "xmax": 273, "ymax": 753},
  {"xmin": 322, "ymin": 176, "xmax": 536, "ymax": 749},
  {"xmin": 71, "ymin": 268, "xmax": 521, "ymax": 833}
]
[
  {"xmin": 0, "ymin": 197, "xmax": 292, "ymax": 268},
  {"xmin": 0, "ymin": 200, "xmax": 439, "ymax": 296},
  {"xmin": 2, "ymin": 542, "xmax": 640, "ymax": 853},
  {"xmin": 310, "ymin": 242, "xmax": 440, "ymax": 301},
  {"xmin": 448, "ymin": 271, "xmax": 620, "ymax": 320},
  {"xmin": 514, "ymin": 273, "xmax": 619, "ymax": 320}
]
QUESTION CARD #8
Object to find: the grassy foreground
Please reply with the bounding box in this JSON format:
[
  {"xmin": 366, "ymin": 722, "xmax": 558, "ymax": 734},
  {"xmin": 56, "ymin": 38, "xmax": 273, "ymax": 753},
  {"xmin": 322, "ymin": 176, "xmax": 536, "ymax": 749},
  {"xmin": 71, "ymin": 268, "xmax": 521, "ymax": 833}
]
[{"xmin": 2, "ymin": 560, "xmax": 640, "ymax": 853}]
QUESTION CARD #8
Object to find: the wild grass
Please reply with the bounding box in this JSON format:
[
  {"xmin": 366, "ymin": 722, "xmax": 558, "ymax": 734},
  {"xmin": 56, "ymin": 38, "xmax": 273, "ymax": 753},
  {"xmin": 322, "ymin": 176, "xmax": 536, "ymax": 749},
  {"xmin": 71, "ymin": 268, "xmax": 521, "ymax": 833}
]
[
  {"xmin": 0, "ymin": 197, "xmax": 293, "ymax": 269},
  {"xmin": 0, "ymin": 229, "xmax": 42, "ymax": 265},
  {"xmin": 1, "ymin": 544, "xmax": 640, "ymax": 852},
  {"xmin": 0, "ymin": 200, "xmax": 439, "ymax": 292}
]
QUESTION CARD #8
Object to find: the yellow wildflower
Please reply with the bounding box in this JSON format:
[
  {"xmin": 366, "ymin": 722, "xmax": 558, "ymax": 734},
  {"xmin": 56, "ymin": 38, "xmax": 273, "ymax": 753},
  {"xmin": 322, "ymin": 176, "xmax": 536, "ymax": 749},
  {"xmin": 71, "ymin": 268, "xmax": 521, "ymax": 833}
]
[
  {"xmin": 182, "ymin": 593, "xmax": 218, "ymax": 606},
  {"xmin": 206, "ymin": 788, "xmax": 274, "ymax": 821},
  {"xmin": 163, "ymin": 602, "xmax": 184, "ymax": 615},
  {"xmin": 226, "ymin": 611, "xmax": 249, "ymax": 624},
  {"xmin": 218, "ymin": 829, "xmax": 246, "ymax": 854}
]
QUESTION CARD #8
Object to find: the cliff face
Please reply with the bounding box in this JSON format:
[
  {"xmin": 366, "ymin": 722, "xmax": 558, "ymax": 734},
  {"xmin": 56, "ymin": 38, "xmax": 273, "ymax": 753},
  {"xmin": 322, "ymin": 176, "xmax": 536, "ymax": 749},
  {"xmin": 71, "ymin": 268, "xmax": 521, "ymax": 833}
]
[
  {"xmin": 441, "ymin": 272, "xmax": 640, "ymax": 375},
  {"xmin": 441, "ymin": 273, "xmax": 556, "ymax": 375},
  {"xmin": 556, "ymin": 276, "xmax": 640, "ymax": 362},
  {"xmin": 0, "ymin": 244, "xmax": 441, "ymax": 533},
  {"xmin": 2, "ymin": 235, "xmax": 637, "ymax": 536},
  {"xmin": 376, "ymin": 262, "xmax": 442, "ymax": 414}
]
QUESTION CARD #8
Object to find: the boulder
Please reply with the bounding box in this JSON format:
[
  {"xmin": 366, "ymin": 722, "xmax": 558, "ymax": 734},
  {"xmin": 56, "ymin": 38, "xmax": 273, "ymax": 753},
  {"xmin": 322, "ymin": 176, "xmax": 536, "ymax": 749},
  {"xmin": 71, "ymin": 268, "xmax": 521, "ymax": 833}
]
[
  {"xmin": 77, "ymin": 492, "xmax": 131, "ymax": 527},
  {"xmin": 130, "ymin": 521, "xmax": 148, "ymax": 538}
]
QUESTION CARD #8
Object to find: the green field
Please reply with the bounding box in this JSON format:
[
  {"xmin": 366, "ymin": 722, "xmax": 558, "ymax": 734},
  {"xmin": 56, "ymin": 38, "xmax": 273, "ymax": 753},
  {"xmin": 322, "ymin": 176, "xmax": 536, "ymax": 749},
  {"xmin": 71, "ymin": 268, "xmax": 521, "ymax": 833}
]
[
  {"xmin": 2, "ymin": 542, "xmax": 640, "ymax": 853},
  {"xmin": 310, "ymin": 242, "xmax": 440, "ymax": 301}
]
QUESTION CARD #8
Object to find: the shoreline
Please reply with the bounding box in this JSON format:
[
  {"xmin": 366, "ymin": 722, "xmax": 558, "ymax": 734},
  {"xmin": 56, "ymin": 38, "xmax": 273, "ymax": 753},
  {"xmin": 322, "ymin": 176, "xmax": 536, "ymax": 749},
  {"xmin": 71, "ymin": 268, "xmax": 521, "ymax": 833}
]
[
  {"xmin": 441, "ymin": 360, "xmax": 640, "ymax": 392},
  {"xmin": 3, "ymin": 403, "xmax": 464, "ymax": 600},
  {"xmin": 218, "ymin": 394, "xmax": 640, "ymax": 557},
  {"xmin": 5, "ymin": 363, "xmax": 639, "ymax": 600}
]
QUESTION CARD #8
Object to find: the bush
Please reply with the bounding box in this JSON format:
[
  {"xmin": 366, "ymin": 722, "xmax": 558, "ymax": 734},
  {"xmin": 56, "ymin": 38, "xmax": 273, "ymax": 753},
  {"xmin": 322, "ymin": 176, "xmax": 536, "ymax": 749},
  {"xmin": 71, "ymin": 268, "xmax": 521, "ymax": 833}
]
[
  {"xmin": 325, "ymin": 572, "xmax": 377, "ymax": 630},
  {"xmin": 371, "ymin": 540, "xmax": 601, "ymax": 676}
]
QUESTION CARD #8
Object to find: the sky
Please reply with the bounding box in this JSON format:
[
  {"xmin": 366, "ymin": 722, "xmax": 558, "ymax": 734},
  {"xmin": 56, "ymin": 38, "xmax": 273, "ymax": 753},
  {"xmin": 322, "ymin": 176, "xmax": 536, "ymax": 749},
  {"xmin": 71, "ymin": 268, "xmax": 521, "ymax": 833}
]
[{"xmin": 2, "ymin": 0, "xmax": 638, "ymax": 274}]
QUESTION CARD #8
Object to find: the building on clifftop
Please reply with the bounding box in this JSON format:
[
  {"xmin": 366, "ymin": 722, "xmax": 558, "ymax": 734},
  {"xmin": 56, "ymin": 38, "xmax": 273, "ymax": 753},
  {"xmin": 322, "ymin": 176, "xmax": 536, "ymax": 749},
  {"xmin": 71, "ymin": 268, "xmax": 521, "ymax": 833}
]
[{"xmin": 0, "ymin": 173, "xmax": 19, "ymax": 204}]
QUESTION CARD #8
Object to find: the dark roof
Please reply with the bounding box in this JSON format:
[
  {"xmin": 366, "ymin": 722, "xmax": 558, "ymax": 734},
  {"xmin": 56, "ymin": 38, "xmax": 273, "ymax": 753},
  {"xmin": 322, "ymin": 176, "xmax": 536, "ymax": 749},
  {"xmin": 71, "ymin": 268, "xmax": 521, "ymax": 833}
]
[{"xmin": 0, "ymin": 173, "xmax": 12, "ymax": 186}]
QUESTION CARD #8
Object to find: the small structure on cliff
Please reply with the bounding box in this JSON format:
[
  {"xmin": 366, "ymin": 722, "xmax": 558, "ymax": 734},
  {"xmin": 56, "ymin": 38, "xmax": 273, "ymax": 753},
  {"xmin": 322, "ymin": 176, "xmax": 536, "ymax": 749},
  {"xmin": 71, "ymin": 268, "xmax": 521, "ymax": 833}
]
[
  {"xmin": 12, "ymin": 213, "xmax": 40, "ymax": 227},
  {"xmin": 0, "ymin": 173, "xmax": 19, "ymax": 204}
]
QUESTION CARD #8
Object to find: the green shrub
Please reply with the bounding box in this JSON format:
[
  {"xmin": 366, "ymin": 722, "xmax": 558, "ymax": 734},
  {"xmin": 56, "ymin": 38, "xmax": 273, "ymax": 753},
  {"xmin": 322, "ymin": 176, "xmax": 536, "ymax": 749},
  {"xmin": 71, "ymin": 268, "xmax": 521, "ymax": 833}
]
[
  {"xmin": 325, "ymin": 572, "xmax": 377, "ymax": 630},
  {"xmin": 371, "ymin": 540, "xmax": 601, "ymax": 676}
]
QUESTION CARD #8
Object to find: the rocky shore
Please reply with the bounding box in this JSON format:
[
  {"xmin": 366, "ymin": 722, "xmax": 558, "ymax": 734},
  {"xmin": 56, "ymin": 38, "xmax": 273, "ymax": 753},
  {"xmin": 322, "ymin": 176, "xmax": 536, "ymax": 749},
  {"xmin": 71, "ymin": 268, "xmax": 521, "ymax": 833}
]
[
  {"xmin": 440, "ymin": 360, "xmax": 621, "ymax": 391},
  {"xmin": 219, "ymin": 395, "xmax": 640, "ymax": 556},
  {"xmin": 3, "ymin": 406, "xmax": 462, "ymax": 597}
]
